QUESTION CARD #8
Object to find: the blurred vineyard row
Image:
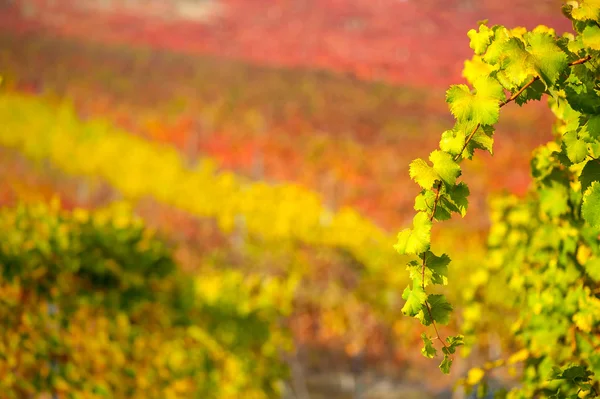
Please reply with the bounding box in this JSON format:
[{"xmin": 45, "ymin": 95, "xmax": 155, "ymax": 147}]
[
  {"xmin": 0, "ymin": 31, "xmax": 557, "ymax": 230},
  {"xmin": 0, "ymin": 0, "xmax": 571, "ymax": 87}
]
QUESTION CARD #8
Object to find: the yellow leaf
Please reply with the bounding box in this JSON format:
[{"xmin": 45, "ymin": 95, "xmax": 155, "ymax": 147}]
[
  {"xmin": 467, "ymin": 367, "xmax": 485, "ymax": 386},
  {"xmin": 508, "ymin": 349, "xmax": 529, "ymax": 364}
]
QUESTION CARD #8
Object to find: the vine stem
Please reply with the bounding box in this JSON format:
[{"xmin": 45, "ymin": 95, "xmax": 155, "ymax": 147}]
[
  {"xmin": 499, "ymin": 76, "xmax": 540, "ymax": 108},
  {"xmin": 421, "ymin": 186, "xmax": 441, "ymax": 289},
  {"xmin": 570, "ymin": 54, "xmax": 592, "ymax": 66},
  {"xmin": 425, "ymin": 300, "xmax": 449, "ymax": 349},
  {"xmin": 417, "ymin": 53, "xmax": 592, "ymax": 357}
]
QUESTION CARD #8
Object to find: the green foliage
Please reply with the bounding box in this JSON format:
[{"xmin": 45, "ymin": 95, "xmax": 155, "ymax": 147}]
[
  {"xmin": 398, "ymin": 1, "xmax": 600, "ymax": 393},
  {"xmin": 394, "ymin": 212, "xmax": 432, "ymax": 255},
  {"xmin": 0, "ymin": 202, "xmax": 290, "ymax": 398}
]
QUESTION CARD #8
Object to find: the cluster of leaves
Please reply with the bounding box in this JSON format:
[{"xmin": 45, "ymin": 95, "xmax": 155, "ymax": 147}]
[
  {"xmin": 0, "ymin": 201, "xmax": 293, "ymax": 398},
  {"xmin": 397, "ymin": 1, "xmax": 600, "ymax": 394}
]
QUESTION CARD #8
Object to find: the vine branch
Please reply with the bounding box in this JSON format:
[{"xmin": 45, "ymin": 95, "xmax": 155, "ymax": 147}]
[
  {"xmin": 425, "ymin": 300, "xmax": 449, "ymax": 349},
  {"xmin": 417, "ymin": 53, "xmax": 592, "ymax": 359}
]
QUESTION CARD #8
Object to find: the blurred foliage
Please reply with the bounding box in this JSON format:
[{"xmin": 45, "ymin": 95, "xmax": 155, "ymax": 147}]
[
  {"xmin": 0, "ymin": 91, "xmax": 401, "ymax": 281},
  {"xmin": 0, "ymin": 31, "xmax": 554, "ymax": 230},
  {"xmin": 0, "ymin": 200, "xmax": 293, "ymax": 398}
]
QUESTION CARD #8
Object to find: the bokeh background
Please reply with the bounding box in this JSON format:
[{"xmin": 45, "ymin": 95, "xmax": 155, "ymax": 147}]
[{"xmin": 0, "ymin": 0, "xmax": 571, "ymax": 398}]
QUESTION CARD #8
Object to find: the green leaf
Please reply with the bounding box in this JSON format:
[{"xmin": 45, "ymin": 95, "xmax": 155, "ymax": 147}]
[
  {"xmin": 440, "ymin": 127, "xmax": 466, "ymax": 156},
  {"xmin": 430, "ymin": 150, "xmax": 461, "ymax": 186},
  {"xmin": 564, "ymin": 131, "xmax": 588, "ymax": 163},
  {"xmin": 584, "ymin": 257, "xmax": 600, "ymax": 282},
  {"xmin": 394, "ymin": 212, "xmax": 432, "ymax": 255},
  {"xmin": 401, "ymin": 280, "xmax": 427, "ymax": 317},
  {"xmin": 483, "ymin": 26, "xmax": 510, "ymax": 65},
  {"xmin": 467, "ymin": 24, "xmax": 494, "ymax": 55},
  {"xmin": 565, "ymin": 78, "xmax": 600, "ymax": 114},
  {"xmin": 445, "ymin": 335, "xmax": 465, "ymax": 354},
  {"xmin": 566, "ymin": 87, "xmax": 600, "ymax": 114},
  {"xmin": 421, "ymin": 294, "xmax": 453, "ymax": 326},
  {"xmin": 587, "ymin": 115, "xmax": 600, "ymax": 140},
  {"xmin": 582, "ymin": 181, "xmax": 600, "ymax": 227},
  {"xmin": 580, "ymin": 159, "xmax": 600, "ymax": 193},
  {"xmin": 447, "ymin": 182, "xmax": 470, "ymax": 216},
  {"xmin": 438, "ymin": 336, "xmax": 464, "ymax": 375},
  {"xmin": 446, "ymin": 77, "xmax": 505, "ymax": 125},
  {"xmin": 425, "ymin": 251, "xmax": 450, "ymax": 285},
  {"xmin": 421, "ymin": 333, "xmax": 437, "ymax": 359},
  {"xmin": 552, "ymin": 365, "xmax": 594, "ymax": 384},
  {"xmin": 406, "ymin": 260, "xmax": 428, "ymax": 286},
  {"xmin": 409, "ymin": 158, "xmax": 438, "ymax": 189},
  {"xmin": 582, "ymin": 25, "xmax": 600, "ymax": 49},
  {"xmin": 440, "ymin": 354, "xmax": 453, "ymax": 374},
  {"xmin": 497, "ymin": 38, "xmax": 535, "ymax": 88},
  {"xmin": 414, "ymin": 190, "xmax": 450, "ymax": 221},
  {"xmin": 440, "ymin": 122, "xmax": 494, "ymax": 159},
  {"xmin": 531, "ymin": 143, "xmax": 560, "ymax": 180},
  {"xmin": 526, "ymin": 32, "xmax": 569, "ymax": 87},
  {"xmin": 539, "ymin": 181, "xmax": 570, "ymax": 217},
  {"xmin": 414, "ymin": 185, "xmax": 469, "ymax": 221},
  {"xmin": 571, "ymin": 0, "xmax": 600, "ymax": 21}
]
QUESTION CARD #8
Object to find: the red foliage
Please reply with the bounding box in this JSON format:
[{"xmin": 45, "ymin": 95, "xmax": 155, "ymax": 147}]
[{"xmin": 1, "ymin": 0, "xmax": 571, "ymax": 88}]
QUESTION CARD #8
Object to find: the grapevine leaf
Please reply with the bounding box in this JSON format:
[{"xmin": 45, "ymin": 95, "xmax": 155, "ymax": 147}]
[
  {"xmin": 430, "ymin": 150, "xmax": 461, "ymax": 186},
  {"xmin": 414, "ymin": 190, "xmax": 453, "ymax": 221},
  {"xmin": 406, "ymin": 260, "xmax": 429, "ymax": 286},
  {"xmin": 539, "ymin": 181, "xmax": 570, "ymax": 217},
  {"xmin": 468, "ymin": 124, "xmax": 495, "ymax": 156},
  {"xmin": 415, "ymin": 190, "xmax": 442, "ymax": 216},
  {"xmin": 446, "ymin": 77, "xmax": 504, "ymax": 125},
  {"xmin": 531, "ymin": 143, "xmax": 561, "ymax": 181},
  {"xmin": 440, "ymin": 127, "xmax": 466, "ymax": 156},
  {"xmin": 409, "ymin": 158, "xmax": 438, "ymax": 189},
  {"xmin": 552, "ymin": 365, "xmax": 594, "ymax": 385},
  {"xmin": 440, "ymin": 354, "xmax": 453, "ymax": 374},
  {"xmin": 587, "ymin": 115, "xmax": 600, "ymax": 140},
  {"xmin": 580, "ymin": 159, "xmax": 600, "ymax": 193},
  {"xmin": 421, "ymin": 333, "xmax": 437, "ymax": 359},
  {"xmin": 582, "ymin": 182, "xmax": 600, "ymax": 227},
  {"xmin": 462, "ymin": 56, "xmax": 495, "ymax": 86},
  {"xmin": 571, "ymin": 0, "xmax": 600, "ymax": 21},
  {"xmin": 414, "ymin": 186, "xmax": 468, "ymax": 221},
  {"xmin": 446, "ymin": 182, "xmax": 470, "ymax": 216},
  {"xmin": 498, "ymin": 38, "xmax": 535, "ymax": 87},
  {"xmin": 584, "ymin": 257, "xmax": 600, "ymax": 282},
  {"xmin": 421, "ymin": 294, "xmax": 453, "ymax": 326},
  {"xmin": 526, "ymin": 31, "xmax": 569, "ymax": 87},
  {"xmin": 467, "ymin": 24, "xmax": 494, "ymax": 55},
  {"xmin": 445, "ymin": 335, "xmax": 465, "ymax": 354},
  {"xmin": 401, "ymin": 280, "xmax": 427, "ymax": 317},
  {"xmin": 394, "ymin": 212, "xmax": 432, "ymax": 255},
  {"xmin": 425, "ymin": 251, "xmax": 450, "ymax": 285},
  {"xmin": 565, "ymin": 85, "xmax": 600, "ymax": 115},
  {"xmin": 563, "ymin": 131, "xmax": 588, "ymax": 163},
  {"xmin": 440, "ymin": 122, "xmax": 494, "ymax": 159},
  {"xmin": 582, "ymin": 25, "xmax": 600, "ymax": 50},
  {"xmin": 483, "ymin": 26, "xmax": 510, "ymax": 65}
]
